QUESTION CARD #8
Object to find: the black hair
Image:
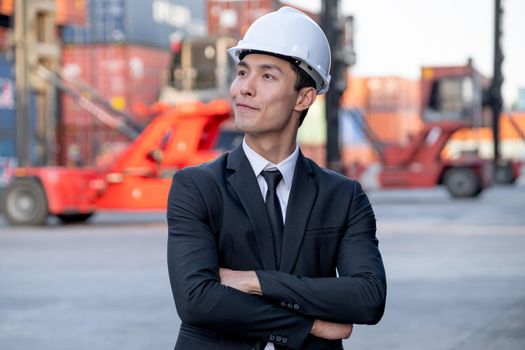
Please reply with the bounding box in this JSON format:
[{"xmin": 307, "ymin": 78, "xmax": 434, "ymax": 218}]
[
  {"xmin": 239, "ymin": 50, "xmax": 316, "ymax": 125},
  {"xmin": 289, "ymin": 63, "xmax": 316, "ymax": 126}
]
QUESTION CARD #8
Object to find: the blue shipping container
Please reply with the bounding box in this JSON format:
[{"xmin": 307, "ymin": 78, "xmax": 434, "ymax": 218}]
[
  {"xmin": 340, "ymin": 108, "xmax": 367, "ymax": 146},
  {"xmin": 518, "ymin": 87, "xmax": 525, "ymax": 111},
  {"xmin": 0, "ymin": 137, "xmax": 15, "ymax": 157},
  {"xmin": 61, "ymin": 0, "xmax": 207, "ymax": 50},
  {"xmin": 0, "ymin": 54, "xmax": 39, "ymax": 163},
  {"xmin": 0, "ymin": 54, "xmax": 16, "ymax": 130}
]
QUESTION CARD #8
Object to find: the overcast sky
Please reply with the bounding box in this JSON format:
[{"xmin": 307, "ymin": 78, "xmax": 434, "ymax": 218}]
[{"xmin": 283, "ymin": 0, "xmax": 525, "ymax": 108}]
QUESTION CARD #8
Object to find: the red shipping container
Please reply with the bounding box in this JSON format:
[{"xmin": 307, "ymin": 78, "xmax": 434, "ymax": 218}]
[
  {"xmin": 0, "ymin": 26, "xmax": 12, "ymax": 52},
  {"xmin": 61, "ymin": 44, "xmax": 170, "ymax": 127},
  {"xmin": 0, "ymin": 0, "xmax": 86, "ymax": 25},
  {"xmin": 60, "ymin": 124, "xmax": 129, "ymax": 167},
  {"xmin": 207, "ymin": 0, "xmax": 320, "ymax": 38},
  {"xmin": 207, "ymin": 0, "xmax": 273, "ymax": 38}
]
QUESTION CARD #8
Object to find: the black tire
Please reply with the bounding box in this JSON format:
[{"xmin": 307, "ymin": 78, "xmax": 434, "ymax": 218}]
[
  {"xmin": 2, "ymin": 178, "xmax": 48, "ymax": 225},
  {"xmin": 443, "ymin": 167, "xmax": 482, "ymax": 198},
  {"xmin": 56, "ymin": 213, "xmax": 94, "ymax": 224},
  {"xmin": 495, "ymin": 164, "xmax": 516, "ymax": 184}
]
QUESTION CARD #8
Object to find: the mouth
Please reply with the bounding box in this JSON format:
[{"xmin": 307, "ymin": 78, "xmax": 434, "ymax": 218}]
[{"xmin": 235, "ymin": 102, "xmax": 259, "ymax": 111}]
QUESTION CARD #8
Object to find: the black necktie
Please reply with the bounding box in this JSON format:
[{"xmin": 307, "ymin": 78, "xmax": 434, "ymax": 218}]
[{"xmin": 261, "ymin": 170, "xmax": 284, "ymax": 268}]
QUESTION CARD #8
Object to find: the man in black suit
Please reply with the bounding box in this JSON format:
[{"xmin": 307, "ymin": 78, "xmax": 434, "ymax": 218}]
[{"xmin": 167, "ymin": 7, "xmax": 386, "ymax": 350}]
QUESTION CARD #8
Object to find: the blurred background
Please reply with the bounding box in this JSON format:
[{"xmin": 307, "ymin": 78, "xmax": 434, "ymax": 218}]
[{"xmin": 0, "ymin": 0, "xmax": 524, "ymax": 349}]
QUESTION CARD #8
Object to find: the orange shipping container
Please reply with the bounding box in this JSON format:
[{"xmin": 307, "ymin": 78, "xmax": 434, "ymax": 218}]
[
  {"xmin": 450, "ymin": 112, "xmax": 525, "ymax": 142},
  {"xmin": 342, "ymin": 144, "xmax": 378, "ymax": 167},
  {"xmin": 341, "ymin": 75, "xmax": 367, "ymax": 109},
  {"xmin": 299, "ymin": 144, "xmax": 326, "ymax": 168},
  {"xmin": 0, "ymin": 0, "xmax": 85, "ymax": 25},
  {"xmin": 366, "ymin": 111, "xmax": 423, "ymax": 143},
  {"xmin": 366, "ymin": 77, "xmax": 420, "ymax": 112}
]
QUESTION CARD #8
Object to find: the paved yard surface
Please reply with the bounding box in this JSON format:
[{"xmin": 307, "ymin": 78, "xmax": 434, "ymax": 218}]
[{"xmin": 1, "ymin": 184, "xmax": 524, "ymax": 349}]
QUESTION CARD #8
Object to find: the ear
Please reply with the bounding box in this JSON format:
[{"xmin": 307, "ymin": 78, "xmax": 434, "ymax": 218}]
[{"xmin": 294, "ymin": 87, "xmax": 317, "ymax": 113}]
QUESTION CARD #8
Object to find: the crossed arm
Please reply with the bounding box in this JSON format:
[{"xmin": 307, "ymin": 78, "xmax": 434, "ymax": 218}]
[
  {"xmin": 167, "ymin": 170, "xmax": 385, "ymax": 348},
  {"xmin": 219, "ymin": 268, "xmax": 354, "ymax": 339}
]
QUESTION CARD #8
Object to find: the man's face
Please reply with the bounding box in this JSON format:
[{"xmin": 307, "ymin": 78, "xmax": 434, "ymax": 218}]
[{"xmin": 229, "ymin": 54, "xmax": 300, "ymax": 137}]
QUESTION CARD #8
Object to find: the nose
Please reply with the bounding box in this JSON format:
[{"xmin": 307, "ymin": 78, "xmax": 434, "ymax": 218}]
[{"xmin": 239, "ymin": 75, "xmax": 255, "ymax": 97}]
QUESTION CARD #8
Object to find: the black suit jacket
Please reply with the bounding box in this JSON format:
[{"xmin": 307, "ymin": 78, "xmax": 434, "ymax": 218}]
[{"xmin": 167, "ymin": 145, "xmax": 386, "ymax": 350}]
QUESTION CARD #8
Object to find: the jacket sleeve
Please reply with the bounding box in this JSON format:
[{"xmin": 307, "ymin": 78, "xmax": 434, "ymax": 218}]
[
  {"xmin": 256, "ymin": 182, "xmax": 386, "ymax": 324},
  {"xmin": 167, "ymin": 169, "xmax": 313, "ymax": 349}
]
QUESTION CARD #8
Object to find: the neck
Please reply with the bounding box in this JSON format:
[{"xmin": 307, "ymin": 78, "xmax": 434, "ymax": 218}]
[{"xmin": 245, "ymin": 134, "xmax": 297, "ymax": 164}]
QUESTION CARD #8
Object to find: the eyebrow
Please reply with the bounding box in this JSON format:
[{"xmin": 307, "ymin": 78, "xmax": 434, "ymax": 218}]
[{"xmin": 237, "ymin": 60, "xmax": 284, "ymax": 74}]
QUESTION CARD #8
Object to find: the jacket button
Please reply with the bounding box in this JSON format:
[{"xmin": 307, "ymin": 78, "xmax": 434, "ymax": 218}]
[
  {"xmin": 282, "ymin": 337, "xmax": 288, "ymax": 344},
  {"xmin": 276, "ymin": 335, "xmax": 282, "ymax": 342},
  {"xmin": 281, "ymin": 301, "xmax": 287, "ymax": 307},
  {"xmin": 269, "ymin": 335, "xmax": 276, "ymax": 341},
  {"xmin": 293, "ymin": 303, "xmax": 300, "ymax": 310},
  {"xmin": 287, "ymin": 303, "xmax": 293, "ymax": 308}
]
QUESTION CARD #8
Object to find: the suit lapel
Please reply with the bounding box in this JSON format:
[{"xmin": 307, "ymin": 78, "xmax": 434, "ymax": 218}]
[
  {"xmin": 226, "ymin": 145, "xmax": 277, "ymax": 270},
  {"xmin": 280, "ymin": 152, "xmax": 317, "ymax": 273}
]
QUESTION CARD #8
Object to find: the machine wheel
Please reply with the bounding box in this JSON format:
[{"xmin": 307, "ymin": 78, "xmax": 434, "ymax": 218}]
[
  {"xmin": 495, "ymin": 164, "xmax": 516, "ymax": 184},
  {"xmin": 56, "ymin": 213, "xmax": 94, "ymax": 224},
  {"xmin": 2, "ymin": 178, "xmax": 48, "ymax": 225},
  {"xmin": 443, "ymin": 167, "xmax": 482, "ymax": 198}
]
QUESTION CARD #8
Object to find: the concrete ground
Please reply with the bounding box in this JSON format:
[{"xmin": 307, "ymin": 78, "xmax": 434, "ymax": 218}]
[{"xmin": 0, "ymin": 183, "xmax": 524, "ymax": 350}]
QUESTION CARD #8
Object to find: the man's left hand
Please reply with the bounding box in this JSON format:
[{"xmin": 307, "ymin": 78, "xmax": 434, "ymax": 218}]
[{"xmin": 219, "ymin": 268, "xmax": 262, "ymax": 295}]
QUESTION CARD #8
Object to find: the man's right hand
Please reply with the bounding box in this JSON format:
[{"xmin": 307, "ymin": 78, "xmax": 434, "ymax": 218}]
[{"xmin": 310, "ymin": 319, "xmax": 353, "ymax": 340}]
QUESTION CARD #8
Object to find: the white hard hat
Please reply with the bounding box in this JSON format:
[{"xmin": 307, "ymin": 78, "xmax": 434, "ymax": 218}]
[{"xmin": 228, "ymin": 6, "xmax": 331, "ymax": 94}]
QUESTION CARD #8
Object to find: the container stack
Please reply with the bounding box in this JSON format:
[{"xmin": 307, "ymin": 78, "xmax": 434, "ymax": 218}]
[
  {"xmin": 360, "ymin": 77, "xmax": 422, "ymax": 143},
  {"xmin": 206, "ymin": 0, "xmax": 319, "ymax": 39},
  {"xmin": 0, "ymin": 52, "xmax": 20, "ymax": 186},
  {"xmin": 0, "ymin": 0, "xmax": 86, "ymax": 25},
  {"xmin": 59, "ymin": 0, "xmax": 206, "ymax": 166},
  {"xmin": 207, "ymin": 0, "xmax": 272, "ymax": 38},
  {"xmin": 0, "ymin": 2, "xmax": 17, "ymax": 185},
  {"xmin": 339, "ymin": 75, "xmax": 423, "ymax": 168},
  {"xmin": 0, "ymin": 0, "xmax": 87, "ymax": 182}
]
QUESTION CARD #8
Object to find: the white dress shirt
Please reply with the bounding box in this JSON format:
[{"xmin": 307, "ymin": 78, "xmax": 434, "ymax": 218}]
[
  {"xmin": 242, "ymin": 138, "xmax": 299, "ymax": 350},
  {"xmin": 242, "ymin": 138, "xmax": 299, "ymax": 221}
]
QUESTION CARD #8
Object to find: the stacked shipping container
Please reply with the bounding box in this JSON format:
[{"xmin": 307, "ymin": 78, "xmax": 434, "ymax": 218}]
[
  {"xmin": 339, "ymin": 75, "xmax": 423, "ymax": 169},
  {"xmin": 206, "ymin": 0, "xmax": 319, "ymax": 39},
  {"xmin": 0, "ymin": 0, "xmax": 86, "ymax": 181},
  {"xmin": 60, "ymin": 0, "xmax": 205, "ymax": 165},
  {"xmin": 0, "ymin": 53, "xmax": 18, "ymax": 185},
  {"xmin": 207, "ymin": 0, "xmax": 273, "ymax": 38},
  {"xmin": 443, "ymin": 113, "xmax": 525, "ymax": 161},
  {"xmin": 0, "ymin": 55, "xmax": 40, "ymax": 185},
  {"xmin": 0, "ymin": 8, "xmax": 17, "ymax": 184},
  {"xmin": 0, "ymin": 0, "xmax": 86, "ymax": 25},
  {"xmin": 61, "ymin": 0, "xmax": 206, "ymax": 50}
]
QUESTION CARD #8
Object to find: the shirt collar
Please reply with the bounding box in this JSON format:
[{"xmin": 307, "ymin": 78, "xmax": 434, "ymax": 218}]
[{"xmin": 242, "ymin": 138, "xmax": 298, "ymax": 190}]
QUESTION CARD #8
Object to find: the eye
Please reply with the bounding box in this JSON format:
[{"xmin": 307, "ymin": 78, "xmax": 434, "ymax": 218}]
[
  {"xmin": 263, "ymin": 73, "xmax": 275, "ymax": 80},
  {"xmin": 236, "ymin": 69, "xmax": 247, "ymax": 77}
]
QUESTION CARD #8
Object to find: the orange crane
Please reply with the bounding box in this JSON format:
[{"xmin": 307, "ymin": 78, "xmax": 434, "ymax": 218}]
[
  {"xmin": 2, "ymin": 35, "xmax": 237, "ymax": 225},
  {"xmin": 347, "ymin": 63, "xmax": 522, "ymax": 198},
  {"xmin": 2, "ymin": 96, "xmax": 230, "ymax": 225}
]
